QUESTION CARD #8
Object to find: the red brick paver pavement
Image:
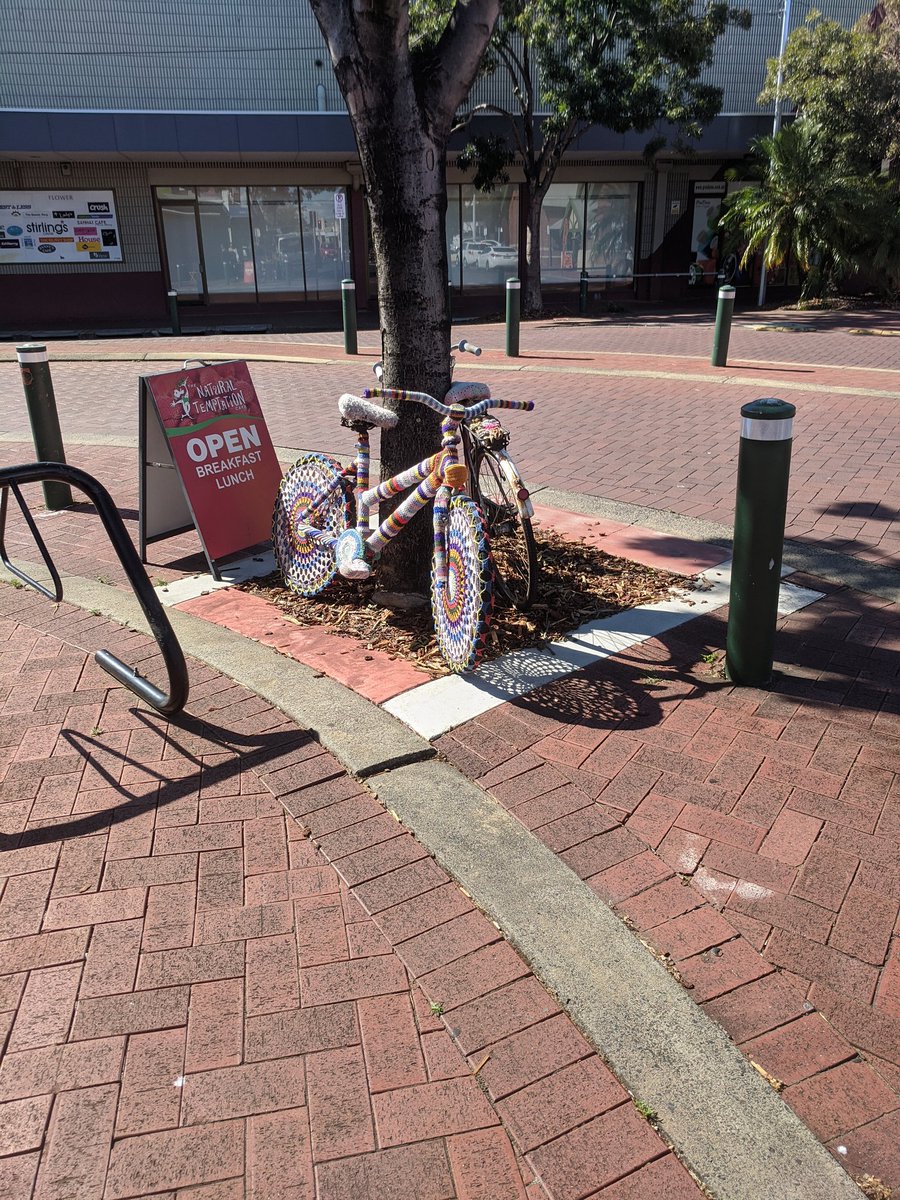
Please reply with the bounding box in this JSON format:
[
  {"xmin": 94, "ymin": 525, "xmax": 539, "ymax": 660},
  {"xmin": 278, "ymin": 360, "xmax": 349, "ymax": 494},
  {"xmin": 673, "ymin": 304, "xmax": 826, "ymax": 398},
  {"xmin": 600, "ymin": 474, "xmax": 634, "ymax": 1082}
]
[
  {"xmin": 0, "ymin": 584, "xmax": 705, "ymax": 1200},
  {"xmin": 439, "ymin": 575, "xmax": 900, "ymax": 1190}
]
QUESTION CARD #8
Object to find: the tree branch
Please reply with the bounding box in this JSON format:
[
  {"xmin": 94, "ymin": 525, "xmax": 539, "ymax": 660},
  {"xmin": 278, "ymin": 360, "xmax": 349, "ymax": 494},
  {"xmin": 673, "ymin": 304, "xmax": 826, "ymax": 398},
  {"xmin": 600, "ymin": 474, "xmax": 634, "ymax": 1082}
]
[
  {"xmin": 453, "ymin": 102, "xmax": 527, "ymax": 160},
  {"xmin": 421, "ymin": 0, "xmax": 502, "ymax": 132}
]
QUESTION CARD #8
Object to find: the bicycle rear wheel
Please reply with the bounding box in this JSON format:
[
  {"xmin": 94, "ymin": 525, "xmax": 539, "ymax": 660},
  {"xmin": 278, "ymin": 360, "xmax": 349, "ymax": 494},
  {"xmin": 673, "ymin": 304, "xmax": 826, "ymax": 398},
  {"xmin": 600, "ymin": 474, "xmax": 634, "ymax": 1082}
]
[
  {"xmin": 432, "ymin": 494, "xmax": 494, "ymax": 673},
  {"xmin": 474, "ymin": 448, "xmax": 538, "ymax": 609},
  {"xmin": 273, "ymin": 452, "xmax": 351, "ymax": 597}
]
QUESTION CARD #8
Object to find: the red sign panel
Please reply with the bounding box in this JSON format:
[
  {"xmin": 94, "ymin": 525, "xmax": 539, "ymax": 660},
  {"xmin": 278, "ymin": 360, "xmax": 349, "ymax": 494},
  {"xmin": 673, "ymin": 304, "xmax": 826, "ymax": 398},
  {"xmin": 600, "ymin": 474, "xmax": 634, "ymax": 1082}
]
[{"xmin": 143, "ymin": 361, "xmax": 282, "ymax": 562}]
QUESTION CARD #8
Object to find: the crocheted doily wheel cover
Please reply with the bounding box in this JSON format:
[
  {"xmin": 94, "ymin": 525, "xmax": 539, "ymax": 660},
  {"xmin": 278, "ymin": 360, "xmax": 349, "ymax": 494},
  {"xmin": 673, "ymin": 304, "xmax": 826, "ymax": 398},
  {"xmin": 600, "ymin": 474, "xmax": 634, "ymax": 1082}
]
[
  {"xmin": 272, "ymin": 452, "xmax": 351, "ymax": 597},
  {"xmin": 432, "ymin": 494, "xmax": 494, "ymax": 673}
]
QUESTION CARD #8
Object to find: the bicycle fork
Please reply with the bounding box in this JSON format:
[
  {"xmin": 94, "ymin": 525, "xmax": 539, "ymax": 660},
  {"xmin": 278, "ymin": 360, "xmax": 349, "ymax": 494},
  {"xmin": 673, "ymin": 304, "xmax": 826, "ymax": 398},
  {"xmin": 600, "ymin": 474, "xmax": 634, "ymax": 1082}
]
[{"xmin": 433, "ymin": 405, "xmax": 468, "ymax": 593}]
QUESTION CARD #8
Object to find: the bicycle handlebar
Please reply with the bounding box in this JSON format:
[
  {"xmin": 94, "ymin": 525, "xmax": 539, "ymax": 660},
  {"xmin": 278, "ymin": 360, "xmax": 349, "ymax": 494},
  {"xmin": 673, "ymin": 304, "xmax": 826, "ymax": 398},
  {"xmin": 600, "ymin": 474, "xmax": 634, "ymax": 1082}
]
[
  {"xmin": 362, "ymin": 387, "xmax": 533, "ymax": 420},
  {"xmin": 452, "ymin": 339, "xmax": 482, "ymax": 357}
]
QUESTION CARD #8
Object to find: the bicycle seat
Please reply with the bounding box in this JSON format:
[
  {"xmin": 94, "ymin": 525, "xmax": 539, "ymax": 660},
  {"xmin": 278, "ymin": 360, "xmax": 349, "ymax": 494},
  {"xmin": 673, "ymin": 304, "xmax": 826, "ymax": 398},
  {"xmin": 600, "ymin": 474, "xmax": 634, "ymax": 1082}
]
[
  {"xmin": 338, "ymin": 393, "xmax": 399, "ymax": 430},
  {"xmin": 448, "ymin": 381, "xmax": 491, "ymax": 405}
]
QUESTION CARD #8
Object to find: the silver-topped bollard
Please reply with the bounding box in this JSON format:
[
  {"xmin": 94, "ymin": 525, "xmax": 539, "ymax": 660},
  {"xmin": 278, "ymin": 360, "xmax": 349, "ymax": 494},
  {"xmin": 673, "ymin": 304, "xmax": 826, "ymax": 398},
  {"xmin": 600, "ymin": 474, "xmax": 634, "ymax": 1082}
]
[
  {"xmin": 726, "ymin": 397, "xmax": 796, "ymax": 686},
  {"xmin": 506, "ymin": 278, "xmax": 520, "ymax": 357},
  {"xmin": 341, "ymin": 278, "xmax": 357, "ymax": 355},
  {"xmin": 16, "ymin": 344, "xmax": 73, "ymax": 510},
  {"xmin": 711, "ymin": 284, "xmax": 736, "ymax": 367}
]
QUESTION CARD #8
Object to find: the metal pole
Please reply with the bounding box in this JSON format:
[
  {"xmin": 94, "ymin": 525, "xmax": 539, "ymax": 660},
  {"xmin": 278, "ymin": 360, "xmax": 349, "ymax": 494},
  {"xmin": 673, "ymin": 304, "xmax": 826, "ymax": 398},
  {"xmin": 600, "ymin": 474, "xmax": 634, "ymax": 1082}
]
[
  {"xmin": 711, "ymin": 285, "xmax": 736, "ymax": 367},
  {"xmin": 341, "ymin": 278, "xmax": 357, "ymax": 355},
  {"xmin": 506, "ymin": 277, "xmax": 520, "ymax": 357},
  {"xmin": 758, "ymin": 0, "xmax": 793, "ymax": 307},
  {"xmin": 167, "ymin": 290, "xmax": 181, "ymax": 335},
  {"xmin": 725, "ymin": 397, "xmax": 796, "ymax": 686},
  {"xmin": 579, "ymin": 270, "xmax": 589, "ymax": 315},
  {"xmin": 15, "ymin": 344, "xmax": 72, "ymax": 510}
]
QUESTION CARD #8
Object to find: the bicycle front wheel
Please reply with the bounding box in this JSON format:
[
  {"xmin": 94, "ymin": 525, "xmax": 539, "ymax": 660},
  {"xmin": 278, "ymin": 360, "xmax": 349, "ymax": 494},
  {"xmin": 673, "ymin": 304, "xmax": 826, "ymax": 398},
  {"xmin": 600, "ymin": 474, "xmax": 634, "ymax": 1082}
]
[
  {"xmin": 273, "ymin": 452, "xmax": 351, "ymax": 597},
  {"xmin": 475, "ymin": 449, "xmax": 538, "ymax": 609},
  {"xmin": 432, "ymin": 494, "xmax": 494, "ymax": 673}
]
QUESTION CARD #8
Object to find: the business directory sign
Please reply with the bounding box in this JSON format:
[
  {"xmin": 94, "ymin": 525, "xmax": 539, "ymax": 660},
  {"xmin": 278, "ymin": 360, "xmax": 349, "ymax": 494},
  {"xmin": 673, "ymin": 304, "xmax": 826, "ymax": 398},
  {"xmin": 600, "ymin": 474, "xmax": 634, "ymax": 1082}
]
[{"xmin": 0, "ymin": 190, "xmax": 123, "ymax": 263}]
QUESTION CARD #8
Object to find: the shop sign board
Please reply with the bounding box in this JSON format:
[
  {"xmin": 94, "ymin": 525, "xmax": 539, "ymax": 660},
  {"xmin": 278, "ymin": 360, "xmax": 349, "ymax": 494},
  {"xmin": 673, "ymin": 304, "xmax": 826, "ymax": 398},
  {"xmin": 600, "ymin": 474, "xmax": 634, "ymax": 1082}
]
[
  {"xmin": 139, "ymin": 361, "xmax": 283, "ymax": 578},
  {"xmin": 0, "ymin": 190, "xmax": 123, "ymax": 263}
]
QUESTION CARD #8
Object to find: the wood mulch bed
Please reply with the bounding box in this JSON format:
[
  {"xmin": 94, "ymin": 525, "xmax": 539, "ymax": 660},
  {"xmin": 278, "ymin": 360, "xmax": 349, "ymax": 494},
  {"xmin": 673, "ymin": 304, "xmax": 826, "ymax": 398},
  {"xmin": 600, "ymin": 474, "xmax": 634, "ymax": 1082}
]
[{"xmin": 242, "ymin": 527, "xmax": 703, "ymax": 676}]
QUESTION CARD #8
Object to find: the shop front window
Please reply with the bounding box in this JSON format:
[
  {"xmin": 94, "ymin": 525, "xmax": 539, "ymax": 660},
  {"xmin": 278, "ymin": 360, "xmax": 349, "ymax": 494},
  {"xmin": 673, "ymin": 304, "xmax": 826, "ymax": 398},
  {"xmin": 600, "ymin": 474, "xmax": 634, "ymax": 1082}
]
[
  {"xmin": 300, "ymin": 187, "xmax": 350, "ymax": 297},
  {"xmin": 447, "ymin": 187, "xmax": 462, "ymax": 288},
  {"xmin": 197, "ymin": 186, "xmax": 255, "ymax": 296},
  {"xmin": 155, "ymin": 183, "xmax": 352, "ymax": 302},
  {"xmin": 460, "ymin": 184, "xmax": 518, "ymax": 286},
  {"xmin": 250, "ymin": 185, "xmax": 304, "ymax": 294},
  {"xmin": 540, "ymin": 184, "xmax": 586, "ymax": 282},
  {"xmin": 586, "ymin": 182, "xmax": 638, "ymax": 280}
]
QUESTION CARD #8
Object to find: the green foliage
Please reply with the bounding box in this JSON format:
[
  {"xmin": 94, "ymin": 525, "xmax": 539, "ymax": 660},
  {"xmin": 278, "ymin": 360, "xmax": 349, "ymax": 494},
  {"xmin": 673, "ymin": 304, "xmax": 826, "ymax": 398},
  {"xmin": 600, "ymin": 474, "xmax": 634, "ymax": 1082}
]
[
  {"xmin": 464, "ymin": 0, "xmax": 749, "ymax": 172},
  {"xmin": 759, "ymin": 12, "xmax": 900, "ymax": 168},
  {"xmin": 722, "ymin": 123, "xmax": 899, "ymax": 299},
  {"xmin": 457, "ymin": 134, "xmax": 514, "ymax": 190}
]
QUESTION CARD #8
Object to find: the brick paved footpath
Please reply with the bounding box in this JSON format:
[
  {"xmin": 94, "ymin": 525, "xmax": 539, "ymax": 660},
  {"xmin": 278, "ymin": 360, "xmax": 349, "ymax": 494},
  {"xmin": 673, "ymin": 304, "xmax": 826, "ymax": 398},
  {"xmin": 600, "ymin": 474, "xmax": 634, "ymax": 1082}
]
[
  {"xmin": 438, "ymin": 572, "xmax": 900, "ymax": 1191},
  {"xmin": 0, "ymin": 586, "xmax": 710, "ymax": 1200}
]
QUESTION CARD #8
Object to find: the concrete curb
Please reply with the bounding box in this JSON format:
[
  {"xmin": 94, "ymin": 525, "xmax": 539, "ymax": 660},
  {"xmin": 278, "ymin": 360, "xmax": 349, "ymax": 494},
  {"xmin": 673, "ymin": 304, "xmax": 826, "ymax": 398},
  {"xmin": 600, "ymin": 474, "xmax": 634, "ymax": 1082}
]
[{"xmin": 0, "ymin": 555, "xmax": 866, "ymax": 1199}]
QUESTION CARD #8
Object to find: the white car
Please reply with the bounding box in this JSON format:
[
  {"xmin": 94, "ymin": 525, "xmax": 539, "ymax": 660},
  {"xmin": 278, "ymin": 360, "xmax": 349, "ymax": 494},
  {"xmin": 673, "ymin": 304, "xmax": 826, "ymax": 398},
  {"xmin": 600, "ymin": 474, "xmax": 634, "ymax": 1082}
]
[
  {"xmin": 484, "ymin": 244, "xmax": 517, "ymax": 269},
  {"xmin": 463, "ymin": 241, "xmax": 490, "ymax": 266}
]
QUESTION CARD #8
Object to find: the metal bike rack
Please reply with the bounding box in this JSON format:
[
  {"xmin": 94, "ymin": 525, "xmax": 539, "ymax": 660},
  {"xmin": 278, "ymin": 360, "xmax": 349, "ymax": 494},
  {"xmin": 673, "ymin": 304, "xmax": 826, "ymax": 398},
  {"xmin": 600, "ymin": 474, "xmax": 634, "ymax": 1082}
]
[{"xmin": 0, "ymin": 461, "xmax": 189, "ymax": 716}]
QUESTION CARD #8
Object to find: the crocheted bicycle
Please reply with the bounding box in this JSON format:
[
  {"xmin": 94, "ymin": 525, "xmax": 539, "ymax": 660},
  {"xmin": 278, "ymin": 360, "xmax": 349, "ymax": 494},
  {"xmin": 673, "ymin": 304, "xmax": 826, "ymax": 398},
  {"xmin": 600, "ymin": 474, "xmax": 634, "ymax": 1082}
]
[{"xmin": 272, "ymin": 380, "xmax": 534, "ymax": 672}]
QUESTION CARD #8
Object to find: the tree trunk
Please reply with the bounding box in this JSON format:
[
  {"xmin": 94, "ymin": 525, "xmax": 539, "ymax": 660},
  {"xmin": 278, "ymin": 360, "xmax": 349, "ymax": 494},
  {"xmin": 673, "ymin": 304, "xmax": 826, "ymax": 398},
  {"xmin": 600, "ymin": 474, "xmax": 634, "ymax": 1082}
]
[
  {"xmin": 354, "ymin": 104, "xmax": 452, "ymax": 590},
  {"xmin": 523, "ymin": 183, "xmax": 547, "ymax": 317}
]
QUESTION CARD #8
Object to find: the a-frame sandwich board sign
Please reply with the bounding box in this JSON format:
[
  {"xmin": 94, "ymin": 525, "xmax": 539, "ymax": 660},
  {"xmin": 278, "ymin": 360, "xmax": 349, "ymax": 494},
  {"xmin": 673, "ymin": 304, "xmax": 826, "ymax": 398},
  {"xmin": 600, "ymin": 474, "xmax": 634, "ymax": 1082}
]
[{"xmin": 139, "ymin": 360, "xmax": 283, "ymax": 580}]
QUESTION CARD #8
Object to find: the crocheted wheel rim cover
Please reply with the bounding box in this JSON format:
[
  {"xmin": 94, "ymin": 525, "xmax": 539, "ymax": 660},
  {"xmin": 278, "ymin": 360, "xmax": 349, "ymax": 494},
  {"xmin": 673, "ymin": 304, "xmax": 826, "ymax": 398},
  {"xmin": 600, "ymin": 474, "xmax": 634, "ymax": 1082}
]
[
  {"xmin": 272, "ymin": 452, "xmax": 351, "ymax": 597},
  {"xmin": 432, "ymin": 494, "xmax": 494, "ymax": 673}
]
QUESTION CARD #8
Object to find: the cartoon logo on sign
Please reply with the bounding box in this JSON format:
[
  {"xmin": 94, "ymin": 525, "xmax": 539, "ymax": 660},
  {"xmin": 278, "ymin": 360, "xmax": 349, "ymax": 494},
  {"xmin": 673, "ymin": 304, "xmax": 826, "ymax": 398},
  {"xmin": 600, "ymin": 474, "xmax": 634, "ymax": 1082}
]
[{"xmin": 171, "ymin": 380, "xmax": 192, "ymax": 422}]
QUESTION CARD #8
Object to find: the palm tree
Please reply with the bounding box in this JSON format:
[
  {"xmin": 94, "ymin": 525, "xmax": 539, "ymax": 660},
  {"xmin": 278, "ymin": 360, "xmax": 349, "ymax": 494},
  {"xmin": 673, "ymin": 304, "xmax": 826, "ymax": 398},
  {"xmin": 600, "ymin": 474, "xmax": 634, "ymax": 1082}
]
[{"xmin": 722, "ymin": 122, "xmax": 884, "ymax": 299}]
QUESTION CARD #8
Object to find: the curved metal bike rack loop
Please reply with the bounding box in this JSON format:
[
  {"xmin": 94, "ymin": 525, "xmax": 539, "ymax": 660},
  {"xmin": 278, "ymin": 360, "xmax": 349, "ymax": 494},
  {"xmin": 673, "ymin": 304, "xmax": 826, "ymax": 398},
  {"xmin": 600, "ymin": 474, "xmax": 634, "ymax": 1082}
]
[{"xmin": 0, "ymin": 461, "xmax": 189, "ymax": 717}]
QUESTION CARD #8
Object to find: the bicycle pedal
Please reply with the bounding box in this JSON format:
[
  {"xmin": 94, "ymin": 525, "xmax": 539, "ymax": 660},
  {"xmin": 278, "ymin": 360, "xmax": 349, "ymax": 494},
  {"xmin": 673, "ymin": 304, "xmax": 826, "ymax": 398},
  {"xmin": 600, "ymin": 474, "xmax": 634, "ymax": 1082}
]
[{"xmin": 335, "ymin": 529, "xmax": 372, "ymax": 580}]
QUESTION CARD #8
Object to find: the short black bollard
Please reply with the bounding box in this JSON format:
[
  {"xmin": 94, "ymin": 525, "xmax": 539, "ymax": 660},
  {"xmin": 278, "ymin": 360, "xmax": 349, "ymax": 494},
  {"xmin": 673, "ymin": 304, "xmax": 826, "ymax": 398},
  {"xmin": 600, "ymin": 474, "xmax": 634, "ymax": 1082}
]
[
  {"xmin": 711, "ymin": 284, "xmax": 736, "ymax": 367},
  {"xmin": 16, "ymin": 344, "xmax": 73, "ymax": 510},
  {"xmin": 341, "ymin": 278, "xmax": 357, "ymax": 355},
  {"xmin": 506, "ymin": 278, "xmax": 520, "ymax": 357},
  {"xmin": 725, "ymin": 397, "xmax": 796, "ymax": 687},
  {"xmin": 167, "ymin": 290, "xmax": 181, "ymax": 336},
  {"xmin": 579, "ymin": 270, "xmax": 589, "ymax": 315}
]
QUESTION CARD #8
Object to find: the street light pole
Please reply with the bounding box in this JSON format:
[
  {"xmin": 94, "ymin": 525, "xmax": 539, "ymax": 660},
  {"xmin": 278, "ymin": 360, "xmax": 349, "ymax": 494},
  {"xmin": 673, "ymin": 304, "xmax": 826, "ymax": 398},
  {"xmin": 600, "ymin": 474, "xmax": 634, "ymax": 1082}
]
[{"xmin": 757, "ymin": 0, "xmax": 793, "ymax": 308}]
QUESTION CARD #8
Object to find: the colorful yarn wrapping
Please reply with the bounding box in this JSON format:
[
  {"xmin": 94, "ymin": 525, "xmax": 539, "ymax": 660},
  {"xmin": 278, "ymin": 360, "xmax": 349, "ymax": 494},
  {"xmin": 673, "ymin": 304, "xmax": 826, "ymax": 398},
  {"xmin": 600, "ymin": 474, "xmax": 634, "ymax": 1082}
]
[
  {"xmin": 432, "ymin": 494, "xmax": 494, "ymax": 673},
  {"xmin": 272, "ymin": 452, "xmax": 351, "ymax": 597},
  {"xmin": 355, "ymin": 431, "xmax": 371, "ymax": 532},
  {"xmin": 368, "ymin": 471, "xmax": 440, "ymax": 554}
]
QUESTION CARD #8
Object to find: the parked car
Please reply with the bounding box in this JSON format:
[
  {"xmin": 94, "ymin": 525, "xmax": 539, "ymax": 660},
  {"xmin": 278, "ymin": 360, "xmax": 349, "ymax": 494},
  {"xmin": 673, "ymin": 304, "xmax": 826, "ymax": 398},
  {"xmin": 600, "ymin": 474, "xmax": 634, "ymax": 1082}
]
[
  {"xmin": 463, "ymin": 241, "xmax": 491, "ymax": 266},
  {"xmin": 483, "ymin": 244, "xmax": 517, "ymax": 269}
]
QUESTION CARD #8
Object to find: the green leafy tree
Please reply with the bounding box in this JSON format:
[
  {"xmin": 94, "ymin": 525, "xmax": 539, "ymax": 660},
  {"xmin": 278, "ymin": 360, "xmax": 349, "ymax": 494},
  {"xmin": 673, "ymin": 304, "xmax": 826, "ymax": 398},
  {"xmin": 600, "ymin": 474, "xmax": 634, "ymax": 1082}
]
[
  {"xmin": 721, "ymin": 123, "xmax": 893, "ymax": 300},
  {"xmin": 758, "ymin": 11, "xmax": 900, "ymax": 170},
  {"xmin": 307, "ymin": 0, "xmax": 500, "ymax": 588},
  {"xmin": 456, "ymin": 0, "xmax": 751, "ymax": 315}
]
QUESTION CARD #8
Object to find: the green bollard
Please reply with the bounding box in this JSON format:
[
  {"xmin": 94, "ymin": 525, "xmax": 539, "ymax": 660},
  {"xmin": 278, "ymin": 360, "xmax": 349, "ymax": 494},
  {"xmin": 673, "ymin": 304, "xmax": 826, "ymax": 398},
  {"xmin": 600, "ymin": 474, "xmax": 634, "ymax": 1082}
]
[
  {"xmin": 16, "ymin": 344, "xmax": 73, "ymax": 511},
  {"xmin": 341, "ymin": 278, "xmax": 357, "ymax": 355},
  {"xmin": 506, "ymin": 277, "xmax": 520, "ymax": 358},
  {"xmin": 711, "ymin": 283, "xmax": 736, "ymax": 368},
  {"xmin": 579, "ymin": 270, "xmax": 589, "ymax": 315},
  {"xmin": 725, "ymin": 397, "xmax": 796, "ymax": 687},
  {"xmin": 167, "ymin": 290, "xmax": 181, "ymax": 336}
]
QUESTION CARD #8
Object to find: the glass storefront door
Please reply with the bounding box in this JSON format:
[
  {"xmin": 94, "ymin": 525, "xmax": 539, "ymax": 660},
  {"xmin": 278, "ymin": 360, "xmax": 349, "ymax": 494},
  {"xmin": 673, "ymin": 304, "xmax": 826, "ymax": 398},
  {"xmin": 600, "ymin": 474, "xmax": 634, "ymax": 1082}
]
[{"xmin": 159, "ymin": 199, "xmax": 204, "ymax": 301}]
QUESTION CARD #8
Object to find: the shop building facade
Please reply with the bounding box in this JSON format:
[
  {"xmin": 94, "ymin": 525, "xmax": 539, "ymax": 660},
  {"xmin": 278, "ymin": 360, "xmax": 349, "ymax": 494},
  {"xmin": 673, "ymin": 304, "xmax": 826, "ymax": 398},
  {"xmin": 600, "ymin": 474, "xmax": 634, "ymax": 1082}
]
[{"xmin": 0, "ymin": 0, "xmax": 871, "ymax": 328}]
